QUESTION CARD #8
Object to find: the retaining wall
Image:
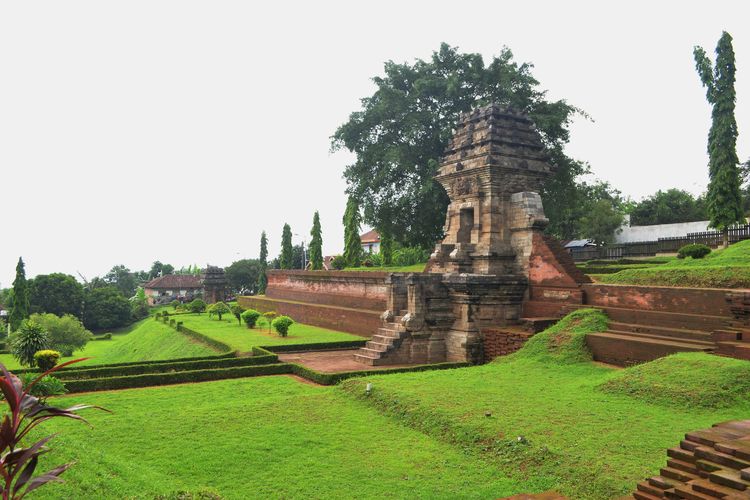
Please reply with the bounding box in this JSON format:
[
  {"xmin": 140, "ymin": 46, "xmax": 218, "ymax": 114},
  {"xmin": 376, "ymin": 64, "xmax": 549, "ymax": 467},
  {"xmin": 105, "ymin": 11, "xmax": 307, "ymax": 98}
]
[{"xmin": 264, "ymin": 270, "xmax": 387, "ymax": 310}]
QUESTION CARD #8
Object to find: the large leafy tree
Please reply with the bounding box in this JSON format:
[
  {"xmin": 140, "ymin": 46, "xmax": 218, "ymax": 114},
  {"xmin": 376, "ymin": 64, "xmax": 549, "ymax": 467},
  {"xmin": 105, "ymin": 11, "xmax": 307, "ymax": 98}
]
[
  {"xmin": 258, "ymin": 231, "xmax": 268, "ymax": 294},
  {"xmin": 29, "ymin": 273, "xmax": 85, "ymax": 318},
  {"xmin": 694, "ymin": 32, "xmax": 744, "ymax": 246},
  {"xmin": 104, "ymin": 265, "xmax": 138, "ymax": 298},
  {"xmin": 343, "ymin": 196, "xmax": 363, "ymax": 267},
  {"xmin": 225, "ymin": 259, "xmax": 262, "ymax": 294},
  {"xmin": 629, "ymin": 189, "xmax": 708, "ymax": 226},
  {"xmin": 148, "ymin": 261, "xmax": 174, "ymax": 279},
  {"xmin": 9, "ymin": 258, "xmax": 30, "ymax": 332},
  {"xmin": 280, "ymin": 224, "xmax": 293, "ymax": 270},
  {"xmin": 309, "ymin": 211, "xmax": 323, "ymax": 270},
  {"xmin": 82, "ymin": 287, "xmax": 132, "ymax": 331},
  {"xmin": 332, "ymin": 43, "xmax": 583, "ymax": 248}
]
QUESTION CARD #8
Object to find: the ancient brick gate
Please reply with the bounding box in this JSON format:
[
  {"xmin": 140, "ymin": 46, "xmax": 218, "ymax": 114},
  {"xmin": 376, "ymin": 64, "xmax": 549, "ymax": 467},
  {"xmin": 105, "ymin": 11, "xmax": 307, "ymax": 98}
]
[{"xmin": 354, "ymin": 105, "xmax": 589, "ymax": 366}]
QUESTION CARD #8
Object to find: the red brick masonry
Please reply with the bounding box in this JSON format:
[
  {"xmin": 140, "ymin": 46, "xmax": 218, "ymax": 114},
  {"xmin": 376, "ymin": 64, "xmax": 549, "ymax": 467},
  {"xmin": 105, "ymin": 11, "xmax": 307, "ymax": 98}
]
[{"xmin": 482, "ymin": 328, "xmax": 535, "ymax": 362}]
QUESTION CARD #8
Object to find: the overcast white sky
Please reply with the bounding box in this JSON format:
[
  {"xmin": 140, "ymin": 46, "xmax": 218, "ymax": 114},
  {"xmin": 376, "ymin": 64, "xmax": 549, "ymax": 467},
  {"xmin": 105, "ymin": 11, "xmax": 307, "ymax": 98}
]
[{"xmin": 1, "ymin": 1, "xmax": 748, "ymax": 287}]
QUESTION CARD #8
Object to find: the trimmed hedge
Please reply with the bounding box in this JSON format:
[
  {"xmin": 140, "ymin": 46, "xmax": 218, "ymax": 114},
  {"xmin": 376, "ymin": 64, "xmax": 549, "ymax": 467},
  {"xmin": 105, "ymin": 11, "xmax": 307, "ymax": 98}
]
[
  {"xmin": 174, "ymin": 325, "xmax": 233, "ymax": 354},
  {"xmin": 92, "ymin": 333, "xmax": 113, "ymax": 341},
  {"xmin": 64, "ymin": 363, "xmax": 293, "ymax": 392},
  {"xmin": 257, "ymin": 340, "xmax": 367, "ymax": 353},
  {"xmin": 52, "ymin": 354, "xmax": 279, "ymax": 381},
  {"xmin": 290, "ymin": 361, "xmax": 471, "ymax": 386}
]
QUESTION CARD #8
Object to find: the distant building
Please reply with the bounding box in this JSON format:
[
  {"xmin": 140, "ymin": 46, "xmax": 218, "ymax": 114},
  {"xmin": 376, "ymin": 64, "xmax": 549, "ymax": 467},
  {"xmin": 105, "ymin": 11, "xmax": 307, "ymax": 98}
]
[
  {"xmin": 563, "ymin": 239, "xmax": 596, "ymax": 250},
  {"xmin": 361, "ymin": 229, "xmax": 380, "ymax": 254},
  {"xmin": 144, "ymin": 274, "xmax": 203, "ymax": 305},
  {"xmin": 614, "ymin": 215, "xmax": 711, "ymax": 244}
]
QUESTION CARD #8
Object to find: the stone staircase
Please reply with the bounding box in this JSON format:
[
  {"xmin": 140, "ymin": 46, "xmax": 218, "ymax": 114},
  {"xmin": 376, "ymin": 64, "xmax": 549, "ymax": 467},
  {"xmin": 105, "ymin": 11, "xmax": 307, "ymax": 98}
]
[
  {"xmin": 561, "ymin": 304, "xmax": 722, "ymax": 366},
  {"xmin": 633, "ymin": 419, "xmax": 750, "ymax": 499},
  {"xmin": 353, "ymin": 310, "xmax": 409, "ymax": 366}
]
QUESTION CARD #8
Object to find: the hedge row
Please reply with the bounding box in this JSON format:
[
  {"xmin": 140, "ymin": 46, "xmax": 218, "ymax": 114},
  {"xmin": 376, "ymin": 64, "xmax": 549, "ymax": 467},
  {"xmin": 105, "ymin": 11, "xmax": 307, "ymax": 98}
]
[
  {"xmin": 257, "ymin": 340, "xmax": 367, "ymax": 353},
  {"xmin": 173, "ymin": 323, "xmax": 233, "ymax": 354},
  {"xmin": 290, "ymin": 361, "xmax": 471, "ymax": 385},
  {"xmin": 53, "ymin": 354, "xmax": 278, "ymax": 381},
  {"xmin": 64, "ymin": 363, "xmax": 293, "ymax": 393}
]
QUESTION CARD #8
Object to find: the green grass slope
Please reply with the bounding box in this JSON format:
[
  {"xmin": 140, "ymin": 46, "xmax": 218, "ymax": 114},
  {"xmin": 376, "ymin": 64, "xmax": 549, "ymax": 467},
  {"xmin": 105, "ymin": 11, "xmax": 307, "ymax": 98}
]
[
  {"xmin": 38, "ymin": 376, "xmax": 524, "ymax": 499},
  {"xmin": 176, "ymin": 313, "xmax": 365, "ymax": 351},
  {"xmin": 339, "ymin": 310, "xmax": 750, "ymax": 499},
  {"xmin": 599, "ymin": 351, "xmax": 750, "ymax": 409},
  {"xmin": 0, "ymin": 319, "xmax": 217, "ymax": 370},
  {"xmin": 599, "ymin": 240, "xmax": 750, "ymax": 288}
]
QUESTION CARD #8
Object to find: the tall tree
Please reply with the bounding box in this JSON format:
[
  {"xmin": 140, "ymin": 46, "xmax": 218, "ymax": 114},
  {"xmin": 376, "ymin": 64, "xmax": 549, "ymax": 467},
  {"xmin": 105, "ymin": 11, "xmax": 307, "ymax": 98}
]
[
  {"xmin": 280, "ymin": 224, "xmax": 293, "ymax": 270},
  {"xmin": 9, "ymin": 257, "xmax": 30, "ymax": 331},
  {"xmin": 103, "ymin": 265, "xmax": 138, "ymax": 298},
  {"xmin": 379, "ymin": 228, "xmax": 394, "ymax": 265},
  {"xmin": 258, "ymin": 231, "xmax": 268, "ymax": 294},
  {"xmin": 694, "ymin": 32, "xmax": 744, "ymax": 246},
  {"xmin": 309, "ymin": 211, "xmax": 323, "ymax": 270},
  {"xmin": 225, "ymin": 259, "xmax": 262, "ymax": 294},
  {"xmin": 332, "ymin": 43, "xmax": 583, "ymax": 248},
  {"xmin": 343, "ymin": 196, "xmax": 363, "ymax": 267}
]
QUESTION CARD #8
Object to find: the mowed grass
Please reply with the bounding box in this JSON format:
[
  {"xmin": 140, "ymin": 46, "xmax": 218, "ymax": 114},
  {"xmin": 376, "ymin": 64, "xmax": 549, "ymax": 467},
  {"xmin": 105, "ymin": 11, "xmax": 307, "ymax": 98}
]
[
  {"xmin": 598, "ymin": 240, "xmax": 750, "ymax": 288},
  {"xmin": 37, "ymin": 376, "xmax": 525, "ymax": 499},
  {"xmin": 0, "ymin": 319, "xmax": 217, "ymax": 370},
  {"xmin": 176, "ymin": 313, "xmax": 365, "ymax": 351},
  {"xmin": 340, "ymin": 311, "xmax": 750, "ymax": 499}
]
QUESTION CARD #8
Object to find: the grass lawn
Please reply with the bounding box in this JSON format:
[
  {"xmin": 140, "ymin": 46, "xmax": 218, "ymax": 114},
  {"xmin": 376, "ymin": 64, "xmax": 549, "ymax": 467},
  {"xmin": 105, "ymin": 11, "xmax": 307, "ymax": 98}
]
[
  {"xmin": 339, "ymin": 310, "xmax": 750, "ymax": 499},
  {"xmin": 37, "ymin": 376, "xmax": 525, "ymax": 499},
  {"xmin": 0, "ymin": 319, "xmax": 217, "ymax": 370},
  {"xmin": 598, "ymin": 240, "xmax": 750, "ymax": 287},
  {"xmin": 343, "ymin": 262, "xmax": 427, "ymax": 272},
  {"xmin": 176, "ymin": 313, "xmax": 366, "ymax": 351}
]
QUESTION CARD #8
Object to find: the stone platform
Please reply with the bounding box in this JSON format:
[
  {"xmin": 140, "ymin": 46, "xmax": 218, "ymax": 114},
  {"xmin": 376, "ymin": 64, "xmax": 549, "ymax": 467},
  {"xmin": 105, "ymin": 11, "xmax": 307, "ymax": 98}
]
[{"xmin": 277, "ymin": 349, "xmax": 414, "ymax": 373}]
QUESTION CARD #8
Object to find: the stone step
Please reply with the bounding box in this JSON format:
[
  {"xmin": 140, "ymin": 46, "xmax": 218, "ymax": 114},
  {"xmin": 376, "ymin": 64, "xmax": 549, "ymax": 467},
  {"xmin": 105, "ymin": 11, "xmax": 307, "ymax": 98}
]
[
  {"xmin": 519, "ymin": 317, "xmax": 559, "ymax": 333},
  {"xmin": 689, "ymin": 477, "xmax": 750, "ymax": 497},
  {"xmin": 564, "ymin": 304, "xmax": 728, "ymax": 331},
  {"xmin": 649, "ymin": 476, "xmax": 679, "ymax": 490},
  {"xmin": 606, "ymin": 330, "xmax": 714, "ymax": 348},
  {"xmin": 633, "ymin": 491, "xmax": 664, "ymax": 500},
  {"xmin": 377, "ymin": 327, "xmax": 402, "ymax": 337},
  {"xmin": 695, "ymin": 446, "xmax": 750, "ymax": 470},
  {"xmin": 353, "ymin": 353, "xmax": 377, "ymax": 365},
  {"xmin": 371, "ymin": 335, "xmax": 398, "ymax": 345},
  {"xmin": 609, "ymin": 322, "xmax": 713, "ymax": 342},
  {"xmin": 708, "ymin": 469, "xmax": 750, "ymax": 490},
  {"xmin": 587, "ymin": 332, "xmax": 713, "ymax": 366},
  {"xmin": 671, "ymin": 483, "xmax": 716, "ymax": 500},
  {"xmin": 713, "ymin": 329, "xmax": 742, "ymax": 342},
  {"xmin": 668, "ymin": 447, "xmax": 697, "ymax": 463},
  {"xmin": 687, "ymin": 428, "xmax": 749, "ymax": 447},
  {"xmin": 365, "ymin": 341, "xmax": 391, "ymax": 353}
]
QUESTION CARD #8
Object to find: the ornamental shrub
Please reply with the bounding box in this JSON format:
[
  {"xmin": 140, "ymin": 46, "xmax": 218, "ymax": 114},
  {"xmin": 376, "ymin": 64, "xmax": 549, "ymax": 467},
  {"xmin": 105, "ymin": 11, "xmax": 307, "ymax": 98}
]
[
  {"xmin": 208, "ymin": 302, "xmax": 231, "ymax": 321},
  {"xmin": 677, "ymin": 243, "xmax": 712, "ymax": 259},
  {"xmin": 33, "ymin": 350, "xmax": 61, "ymax": 372},
  {"xmin": 272, "ymin": 315, "xmax": 294, "ymax": 337},
  {"xmin": 19, "ymin": 373, "xmax": 67, "ymax": 398},
  {"xmin": 188, "ymin": 299, "xmax": 207, "ymax": 314},
  {"xmin": 262, "ymin": 311, "xmax": 278, "ymax": 333},
  {"xmin": 170, "ymin": 300, "xmax": 180, "ymax": 309},
  {"xmin": 330, "ymin": 255, "xmax": 346, "ymax": 270},
  {"xmin": 231, "ymin": 304, "xmax": 245, "ymax": 325},
  {"xmin": 9, "ymin": 320, "xmax": 51, "ymax": 367},
  {"xmin": 241, "ymin": 309, "xmax": 261, "ymax": 328},
  {"xmin": 30, "ymin": 313, "xmax": 93, "ymax": 357}
]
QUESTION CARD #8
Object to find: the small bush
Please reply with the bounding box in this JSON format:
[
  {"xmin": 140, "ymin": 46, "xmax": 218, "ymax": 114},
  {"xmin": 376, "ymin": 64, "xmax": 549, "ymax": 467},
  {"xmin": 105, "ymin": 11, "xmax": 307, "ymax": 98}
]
[
  {"xmin": 677, "ymin": 243, "xmax": 711, "ymax": 259},
  {"xmin": 241, "ymin": 309, "xmax": 261, "ymax": 328},
  {"xmin": 231, "ymin": 304, "xmax": 245, "ymax": 325},
  {"xmin": 330, "ymin": 255, "xmax": 346, "ymax": 270},
  {"xmin": 272, "ymin": 316, "xmax": 294, "ymax": 337},
  {"xmin": 208, "ymin": 302, "xmax": 231, "ymax": 320},
  {"xmin": 262, "ymin": 311, "xmax": 278, "ymax": 332},
  {"xmin": 188, "ymin": 299, "xmax": 207, "ymax": 314},
  {"xmin": 170, "ymin": 300, "xmax": 180, "ymax": 309},
  {"xmin": 9, "ymin": 320, "xmax": 51, "ymax": 367},
  {"xmin": 19, "ymin": 373, "xmax": 67, "ymax": 398},
  {"xmin": 33, "ymin": 350, "xmax": 61, "ymax": 372}
]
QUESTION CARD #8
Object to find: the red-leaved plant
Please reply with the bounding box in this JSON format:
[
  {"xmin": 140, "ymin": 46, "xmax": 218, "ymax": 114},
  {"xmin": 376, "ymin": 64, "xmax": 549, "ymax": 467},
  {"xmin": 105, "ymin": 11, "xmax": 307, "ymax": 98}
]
[{"xmin": 0, "ymin": 358, "xmax": 108, "ymax": 499}]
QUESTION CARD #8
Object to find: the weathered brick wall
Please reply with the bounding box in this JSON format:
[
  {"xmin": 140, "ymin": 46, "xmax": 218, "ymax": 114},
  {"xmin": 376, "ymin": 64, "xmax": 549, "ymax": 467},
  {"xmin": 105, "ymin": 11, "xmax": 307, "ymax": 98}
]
[
  {"xmin": 237, "ymin": 295, "xmax": 380, "ymax": 337},
  {"xmin": 581, "ymin": 283, "xmax": 731, "ymax": 316},
  {"xmin": 482, "ymin": 328, "xmax": 535, "ymax": 362},
  {"xmin": 265, "ymin": 270, "xmax": 388, "ymax": 311}
]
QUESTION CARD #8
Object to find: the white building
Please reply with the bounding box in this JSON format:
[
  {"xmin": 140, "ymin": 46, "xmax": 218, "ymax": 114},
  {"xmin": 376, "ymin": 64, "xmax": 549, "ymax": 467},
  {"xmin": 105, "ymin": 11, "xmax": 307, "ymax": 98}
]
[{"xmin": 614, "ymin": 215, "xmax": 711, "ymax": 244}]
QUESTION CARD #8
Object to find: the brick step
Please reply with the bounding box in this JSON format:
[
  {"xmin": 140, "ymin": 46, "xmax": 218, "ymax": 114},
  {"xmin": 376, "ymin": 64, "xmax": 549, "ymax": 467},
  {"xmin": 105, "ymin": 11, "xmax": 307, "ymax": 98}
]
[
  {"xmin": 633, "ymin": 491, "xmax": 664, "ymax": 500},
  {"xmin": 353, "ymin": 353, "xmax": 388, "ymax": 366},
  {"xmin": 695, "ymin": 446, "xmax": 750, "ymax": 470},
  {"xmin": 637, "ymin": 481, "xmax": 667, "ymax": 497},
  {"xmin": 661, "ymin": 467, "xmax": 700, "ymax": 483},
  {"xmin": 713, "ymin": 329, "xmax": 742, "ymax": 342},
  {"xmin": 667, "ymin": 458, "xmax": 699, "ymax": 475},
  {"xmin": 669, "ymin": 448, "xmax": 697, "ymax": 463},
  {"xmin": 606, "ymin": 330, "xmax": 714, "ymax": 348},
  {"xmin": 377, "ymin": 327, "xmax": 402, "ymax": 337},
  {"xmin": 708, "ymin": 469, "xmax": 750, "ymax": 490},
  {"xmin": 371, "ymin": 334, "xmax": 399, "ymax": 345},
  {"xmin": 519, "ymin": 317, "xmax": 559, "ymax": 333},
  {"xmin": 586, "ymin": 332, "xmax": 713, "ymax": 366},
  {"xmin": 608, "ymin": 322, "xmax": 713, "ymax": 342},
  {"xmin": 671, "ymin": 483, "xmax": 717, "ymax": 500},
  {"xmin": 649, "ymin": 476, "xmax": 679, "ymax": 490},
  {"xmin": 687, "ymin": 427, "xmax": 750, "ymax": 448},
  {"xmin": 715, "ymin": 341, "xmax": 750, "ymax": 360},
  {"xmin": 565, "ymin": 304, "xmax": 727, "ymax": 331},
  {"xmin": 689, "ymin": 477, "xmax": 750, "ymax": 497}
]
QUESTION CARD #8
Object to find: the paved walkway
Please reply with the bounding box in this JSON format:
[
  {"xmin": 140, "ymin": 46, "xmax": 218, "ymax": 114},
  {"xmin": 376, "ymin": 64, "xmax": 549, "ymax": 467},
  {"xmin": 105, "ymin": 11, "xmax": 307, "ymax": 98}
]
[{"xmin": 277, "ymin": 349, "xmax": 414, "ymax": 373}]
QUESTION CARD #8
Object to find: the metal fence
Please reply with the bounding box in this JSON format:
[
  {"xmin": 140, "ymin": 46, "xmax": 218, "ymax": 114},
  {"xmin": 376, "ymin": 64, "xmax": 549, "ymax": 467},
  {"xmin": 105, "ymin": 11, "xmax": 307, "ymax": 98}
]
[{"xmin": 568, "ymin": 224, "xmax": 750, "ymax": 261}]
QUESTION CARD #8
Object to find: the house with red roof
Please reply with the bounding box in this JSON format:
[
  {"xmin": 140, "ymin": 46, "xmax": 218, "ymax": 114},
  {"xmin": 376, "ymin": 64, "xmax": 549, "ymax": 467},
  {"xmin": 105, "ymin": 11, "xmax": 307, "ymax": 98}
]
[
  {"xmin": 360, "ymin": 229, "xmax": 380, "ymax": 254},
  {"xmin": 143, "ymin": 274, "xmax": 203, "ymax": 305}
]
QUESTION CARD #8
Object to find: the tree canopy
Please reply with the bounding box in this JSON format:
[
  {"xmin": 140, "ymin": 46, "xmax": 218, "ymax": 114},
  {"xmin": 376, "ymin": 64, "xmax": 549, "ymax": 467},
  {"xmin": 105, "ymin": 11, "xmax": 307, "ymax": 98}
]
[
  {"xmin": 225, "ymin": 259, "xmax": 262, "ymax": 294},
  {"xmin": 104, "ymin": 265, "xmax": 138, "ymax": 298},
  {"xmin": 29, "ymin": 273, "xmax": 84, "ymax": 318},
  {"xmin": 629, "ymin": 189, "xmax": 708, "ymax": 226},
  {"xmin": 82, "ymin": 287, "xmax": 132, "ymax": 331},
  {"xmin": 332, "ymin": 42, "xmax": 584, "ymax": 248},
  {"xmin": 694, "ymin": 32, "xmax": 744, "ymax": 236}
]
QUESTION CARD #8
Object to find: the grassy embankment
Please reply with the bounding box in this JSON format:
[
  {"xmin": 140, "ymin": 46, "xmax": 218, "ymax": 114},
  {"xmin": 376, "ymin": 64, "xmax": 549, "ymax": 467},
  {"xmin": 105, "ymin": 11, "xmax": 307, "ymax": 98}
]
[
  {"xmin": 594, "ymin": 240, "xmax": 750, "ymax": 287},
  {"xmin": 38, "ymin": 376, "xmax": 524, "ymax": 499},
  {"xmin": 342, "ymin": 262, "xmax": 427, "ymax": 272},
  {"xmin": 339, "ymin": 309, "xmax": 750, "ymax": 499},
  {"xmin": 0, "ymin": 319, "xmax": 217, "ymax": 370}
]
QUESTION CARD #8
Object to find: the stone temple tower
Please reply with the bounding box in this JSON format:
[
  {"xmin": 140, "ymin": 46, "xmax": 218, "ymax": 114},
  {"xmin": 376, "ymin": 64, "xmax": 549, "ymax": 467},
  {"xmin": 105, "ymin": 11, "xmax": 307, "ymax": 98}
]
[{"xmin": 355, "ymin": 104, "xmax": 585, "ymax": 366}]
